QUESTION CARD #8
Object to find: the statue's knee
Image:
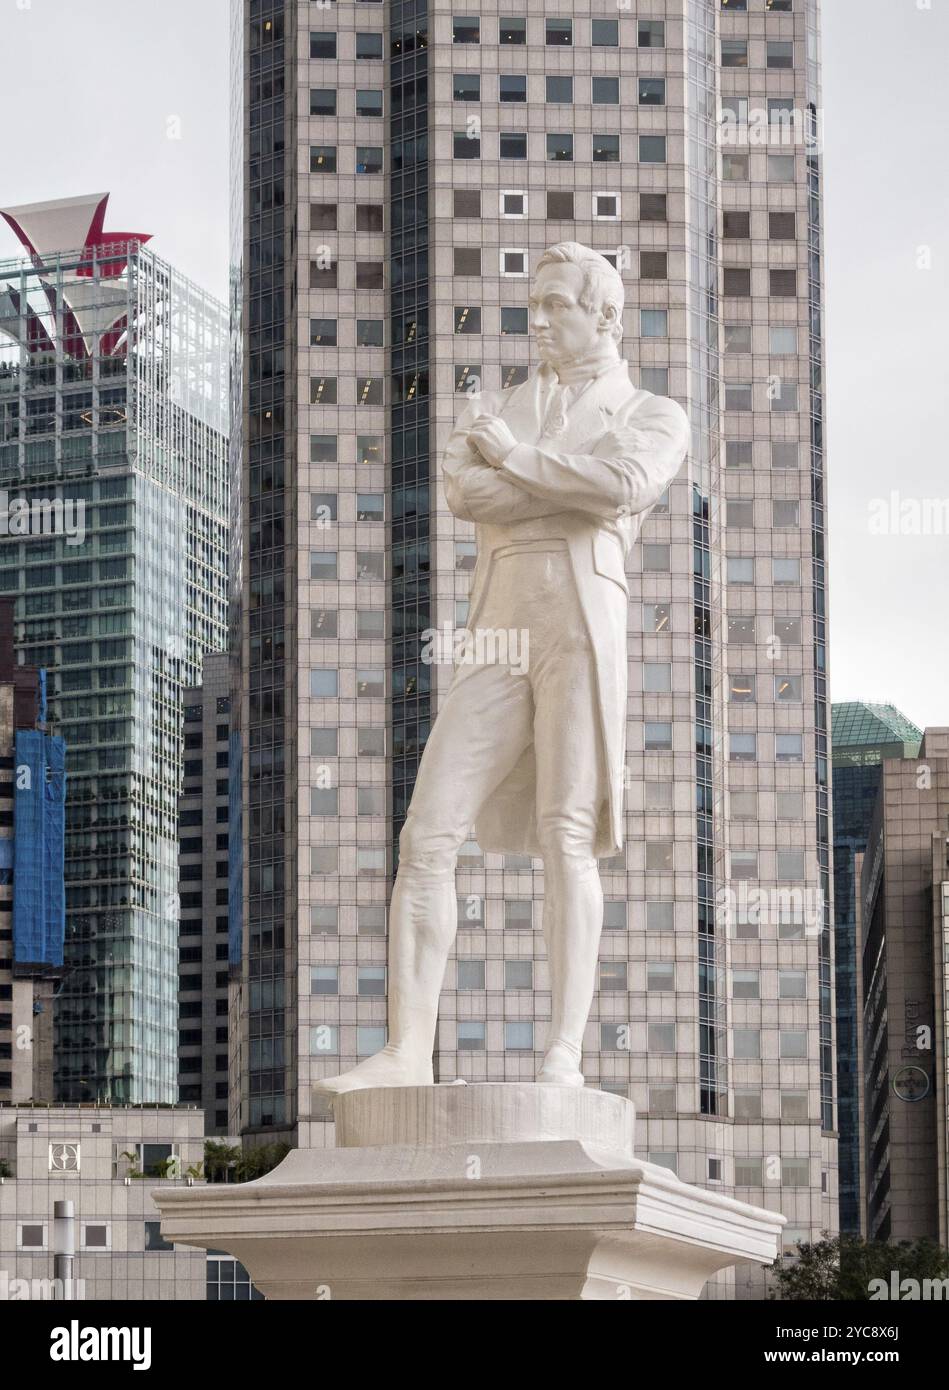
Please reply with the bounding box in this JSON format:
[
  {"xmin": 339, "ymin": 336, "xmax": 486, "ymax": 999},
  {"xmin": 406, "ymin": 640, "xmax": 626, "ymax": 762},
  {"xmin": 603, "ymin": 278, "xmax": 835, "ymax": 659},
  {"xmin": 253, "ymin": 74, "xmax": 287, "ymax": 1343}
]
[{"xmin": 398, "ymin": 816, "xmax": 459, "ymax": 874}]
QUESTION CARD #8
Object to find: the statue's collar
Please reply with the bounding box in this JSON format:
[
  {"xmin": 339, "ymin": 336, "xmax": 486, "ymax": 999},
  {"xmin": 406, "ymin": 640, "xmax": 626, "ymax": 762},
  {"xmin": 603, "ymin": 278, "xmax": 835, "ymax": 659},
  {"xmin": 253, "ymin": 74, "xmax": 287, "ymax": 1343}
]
[{"xmin": 541, "ymin": 353, "xmax": 627, "ymax": 388}]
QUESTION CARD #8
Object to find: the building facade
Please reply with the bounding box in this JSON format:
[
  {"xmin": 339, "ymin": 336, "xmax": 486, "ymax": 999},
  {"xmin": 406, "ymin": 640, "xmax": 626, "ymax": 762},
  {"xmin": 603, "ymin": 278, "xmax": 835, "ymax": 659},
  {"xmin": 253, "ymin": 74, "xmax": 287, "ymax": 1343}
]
[
  {"xmin": 0, "ymin": 599, "xmax": 65, "ymax": 1105},
  {"xmin": 178, "ymin": 653, "xmax": 232, "ymax": 1134},
  {"xmin": 231, "ymin": 0, "xmax": 836, "ymax": 1290},
  {"xmin": 857, "ymin": 728, "xmax": 949, "ymax": 1246},
  {"xmin": 831, "ymin": 701, "xmax": 922, "ymax": 1235},
  {"xmin": 0, "ymin": 194, "xmax": 229, "ymax": 1105}
]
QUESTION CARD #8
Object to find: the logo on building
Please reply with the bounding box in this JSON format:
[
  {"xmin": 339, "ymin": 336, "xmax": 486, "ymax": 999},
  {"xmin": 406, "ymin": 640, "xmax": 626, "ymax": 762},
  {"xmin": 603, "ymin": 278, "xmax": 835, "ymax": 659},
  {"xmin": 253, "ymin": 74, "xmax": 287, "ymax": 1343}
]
[{"xmin": 48, "ymin": 1143, "xmax": 80, "ymax": 1173}]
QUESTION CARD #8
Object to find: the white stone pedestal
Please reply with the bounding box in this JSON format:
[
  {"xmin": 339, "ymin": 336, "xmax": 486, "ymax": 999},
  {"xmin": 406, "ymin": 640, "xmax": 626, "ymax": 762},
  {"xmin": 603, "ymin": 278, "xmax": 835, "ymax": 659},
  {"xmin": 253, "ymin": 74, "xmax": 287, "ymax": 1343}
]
[{"xmin": 155, "ymin": 1086, "xmax": 785, "ymax": 1300}]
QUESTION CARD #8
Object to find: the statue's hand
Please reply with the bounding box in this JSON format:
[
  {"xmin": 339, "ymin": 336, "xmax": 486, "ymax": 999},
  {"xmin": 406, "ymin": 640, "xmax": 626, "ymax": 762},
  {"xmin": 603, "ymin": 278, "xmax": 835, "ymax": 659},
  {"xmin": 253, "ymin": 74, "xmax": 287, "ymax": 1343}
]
[{"xmin": 467, "ymin": 415, "xmax": 517, "ymax": 469}]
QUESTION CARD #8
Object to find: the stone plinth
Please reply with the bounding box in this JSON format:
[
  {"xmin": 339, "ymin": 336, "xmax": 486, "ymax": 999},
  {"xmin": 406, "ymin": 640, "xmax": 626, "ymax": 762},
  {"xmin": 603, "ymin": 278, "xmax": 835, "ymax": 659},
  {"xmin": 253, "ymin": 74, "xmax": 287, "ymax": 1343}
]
[{"xmin": 154, "ymin": 1086, "xmax": 785, "ymax": 1300}]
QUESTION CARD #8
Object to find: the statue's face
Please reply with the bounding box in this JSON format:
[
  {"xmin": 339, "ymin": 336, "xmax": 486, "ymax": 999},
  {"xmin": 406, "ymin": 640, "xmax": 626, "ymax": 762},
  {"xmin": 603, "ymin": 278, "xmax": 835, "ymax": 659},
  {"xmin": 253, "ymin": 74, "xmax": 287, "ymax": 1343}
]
[{"xmin": 528, "ymin": 262, "xmax": 604, "ymax": 365}]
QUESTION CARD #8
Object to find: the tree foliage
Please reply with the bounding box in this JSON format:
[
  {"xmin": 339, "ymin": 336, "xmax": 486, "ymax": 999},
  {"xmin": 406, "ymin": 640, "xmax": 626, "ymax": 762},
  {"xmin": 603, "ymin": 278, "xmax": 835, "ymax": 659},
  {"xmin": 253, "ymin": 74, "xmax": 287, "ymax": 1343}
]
[{"xmin": 772, "ymin": 1233, "xmax": 949, "ymax": 1300}]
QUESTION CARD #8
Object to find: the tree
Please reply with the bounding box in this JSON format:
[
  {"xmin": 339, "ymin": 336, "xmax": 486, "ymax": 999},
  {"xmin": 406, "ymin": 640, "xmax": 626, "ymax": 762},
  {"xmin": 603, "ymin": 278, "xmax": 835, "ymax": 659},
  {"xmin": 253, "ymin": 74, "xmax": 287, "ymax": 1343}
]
[
  {"xmin": 203, "ymin": 1140, "xmax": 241, "ymax": 1184},
  {"xmin": 234, "ymin": 1142, "xmax": 291, "ymax": 1183},
  {"xmin": 772, "ymin": 1233, "xmax": 949, "ymax": 1300}
]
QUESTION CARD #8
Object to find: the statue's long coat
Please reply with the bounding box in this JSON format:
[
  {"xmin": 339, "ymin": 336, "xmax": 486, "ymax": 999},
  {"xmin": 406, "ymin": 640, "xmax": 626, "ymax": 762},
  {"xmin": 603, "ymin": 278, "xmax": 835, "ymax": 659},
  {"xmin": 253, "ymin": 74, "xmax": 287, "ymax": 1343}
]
[{"xmin": 442, "ymin": 359, "xmax": 691, "ymax": 858}]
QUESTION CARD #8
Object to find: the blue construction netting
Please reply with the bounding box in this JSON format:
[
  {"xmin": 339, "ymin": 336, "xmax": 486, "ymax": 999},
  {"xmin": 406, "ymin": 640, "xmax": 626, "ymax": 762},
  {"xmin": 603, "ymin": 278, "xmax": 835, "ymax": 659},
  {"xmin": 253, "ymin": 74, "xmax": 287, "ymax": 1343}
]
[{"xmin": 13, "ymin": 730, "xmax": 66, "ymax": 970}]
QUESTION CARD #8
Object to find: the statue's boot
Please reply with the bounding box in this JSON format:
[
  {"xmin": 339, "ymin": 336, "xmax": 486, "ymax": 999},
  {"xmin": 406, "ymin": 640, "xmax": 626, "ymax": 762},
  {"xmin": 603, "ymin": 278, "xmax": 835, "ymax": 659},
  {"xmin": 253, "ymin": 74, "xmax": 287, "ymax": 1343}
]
[
  {"xmin": 314, "ymin": 855, "xmax": 455, "ymax": 1096},
  {"xmin": 537, "ymin": 845, "xmax": 602, "ymax": 1088}
]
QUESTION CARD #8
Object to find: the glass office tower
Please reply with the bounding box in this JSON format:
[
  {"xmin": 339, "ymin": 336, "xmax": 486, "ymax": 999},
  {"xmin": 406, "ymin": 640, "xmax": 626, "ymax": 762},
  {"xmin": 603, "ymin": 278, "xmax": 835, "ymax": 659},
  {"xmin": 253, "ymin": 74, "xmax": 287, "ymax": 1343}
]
[
  {"xmin": 231, "ymin": 1, "xmax": 836, "ymax": 1292},
  {"xmin": 0, "ymin": 194, "xmax": 228, "ymax": 1103}
]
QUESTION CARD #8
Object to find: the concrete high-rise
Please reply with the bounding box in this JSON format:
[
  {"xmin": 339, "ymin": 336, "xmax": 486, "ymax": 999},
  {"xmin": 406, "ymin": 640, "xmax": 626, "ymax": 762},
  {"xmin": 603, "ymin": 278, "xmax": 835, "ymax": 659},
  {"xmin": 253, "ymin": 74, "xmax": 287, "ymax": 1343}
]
[
  {"xmin": 0, "ymin": 193, "xmax": 228, "ymax": 1104},
  {"xmin": 231, "ymin": 1, "xmax": 835, "ymax": 1290},
  {"xmin": 856, "ymin": 728, "xmax": 949, "ymax": 1246},
  {"xmin": 831, "ymin": 701, "xmax": 922, "ymax": 1235}
]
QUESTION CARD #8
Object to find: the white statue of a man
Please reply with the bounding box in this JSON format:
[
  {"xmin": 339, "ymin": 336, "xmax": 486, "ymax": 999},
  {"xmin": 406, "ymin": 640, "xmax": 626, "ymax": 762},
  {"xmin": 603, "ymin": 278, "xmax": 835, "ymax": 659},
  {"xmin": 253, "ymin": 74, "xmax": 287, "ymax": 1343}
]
[{"xmin": 317, "ymin": 242, "xmax": 690, "ymax": 1094}]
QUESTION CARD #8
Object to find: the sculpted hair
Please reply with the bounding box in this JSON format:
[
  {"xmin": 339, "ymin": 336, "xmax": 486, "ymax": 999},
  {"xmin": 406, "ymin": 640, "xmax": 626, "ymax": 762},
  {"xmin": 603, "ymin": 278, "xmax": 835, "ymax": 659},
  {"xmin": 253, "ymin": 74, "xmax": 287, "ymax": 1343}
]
[{"xmin": 535, "ymin": 242, "xmax": 625, "ymax": 342}]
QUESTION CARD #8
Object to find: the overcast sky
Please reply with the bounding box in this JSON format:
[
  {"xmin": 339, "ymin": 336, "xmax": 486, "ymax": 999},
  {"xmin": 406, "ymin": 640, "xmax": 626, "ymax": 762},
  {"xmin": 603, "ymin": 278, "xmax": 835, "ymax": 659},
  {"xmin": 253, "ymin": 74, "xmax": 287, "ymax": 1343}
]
[{"xmin": 0, "ymin": 0, "xmax": 945, "ymax": 729}]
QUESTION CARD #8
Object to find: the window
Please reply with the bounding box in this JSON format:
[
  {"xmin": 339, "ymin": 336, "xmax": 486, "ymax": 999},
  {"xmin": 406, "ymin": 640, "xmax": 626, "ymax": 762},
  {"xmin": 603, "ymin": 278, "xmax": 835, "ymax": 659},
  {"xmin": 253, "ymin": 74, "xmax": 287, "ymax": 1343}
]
[
  {"xmin": 725, "ymin": 324, "xmax": 752, "ymax": 353},
  {"xmin": 500, "ymin": 307, "xmax": 528, "ymax": 336},
  {"xmin": 639, "ymin": 78, "xmax": 666, "ymax": 105},
  {"xmin": 504, "ymin": 899, "xmax": 532, "ymax": 928},
  {"xmin": 358, "ymin": 966, "xmax": 386, "ymax": 997},
  {"xmin": 723, "ymin": 152, "xmax": 749, "ymax": 180},
  {"xmin": 647, "ymin": 962, "xmax": 674, "ymax": 993},
  {"xmin": 500, "ymin": 249, "xmax": 528, "ymax": 276},
  {"xmin": 733, "ymin": 970, "xmax": 759, "ymax": 1000},
  {"xmin": 768, "ymin": 154, "xmax": 795, "ymax": 182},
  {"xmin": 730, "ymin": 733, "xmax": 757, "ymax": 763},
  {"xmin": 505, "ymin": 960, "xmax": 533, "ymax": 990},
  {"xmin": 356, "ymin": 493, "xmax": 384, "ymax": 522},
  {"xmin": 599, "ymin": 961, "xmax": 628, "ymax": 992},
  {"xmin": 356, "ymin": 32, "xmax": 383, "ymax": 59},
  {"xmin": 768, "ymin": 40, "xmax": 794, "ymax": 68},
  {"xmin": 454, "ymin": 130, "xmax": 480, "ymax": 159},
  {"xmin": 453, "ymin": 190, "xmax": 480, "ymax": 219},
  {"xmin": 644, "ymin": 662, "xmax": 672, "ymax": 693},
  {"xmin": 144, "ymin": 1222, "xmax": 173, "ymax": 1252},
  {"xmin": 648, "ymin": 1023, "xmax": 676, "ymax": 1053},
  {"xmin": 453, "ymin": 73, "xmax": 480, "ymax": 101},
  {"xmin": 310, "ymin": 318, "xmax": 337, "ymax": 347},
  {"xmin": 770, "ymin": 269, "xmax": 797, "ymax": 298},
  {"xmin": 546, "ymin": 191, "xmax": 574, "ymax": 220},
  {"xmin": 309, "ymin": 258, "xmax": 337, "ymax": 290},
  {"xmin": 780, "ymin": 971, "xmax": 806, "ymax": 1000},
  {"xmin": 310, "ymin": 145, "xmax": 337, "ymax": 173},
  {"xmin": 356, "ymin": 262, "xmax": 384, "ymax": 290},
  {"xmin": 735, "ymin": 1159, "xmax": 762, "ymax": 1186},
  {"xmin": 775, "ymin": 735, "xmax": 803, "ymax": 766},
  {"xmin": 775, "ymin": 675, "xmax": 802, "ymax": 702},
  {"xmin": 773, "ymin": 500, "xmax": 799, "ymax": 527},
  {"xmin": 733, "ymin": 1029, "xmax": 760, "ymax": 1060},
  {"xmin": 593, "ymin": 133, "xmax": 619, "ymax": 162},
  {"xmin": 592, "ymin": 18, "xmax": 618, "ymax": 46},
  {"xmin": 499, "ymin": 17, "xmax": 526, "ymax": 44},
  {"xmin": 500, "ymin": 131, "xmax": 527, "ymax": 159},
  {"xmin": 356, "ymin": 89, "xmax": 383, "ymax": 117},
  {"xmin": 724, "ymin": 268, "xmax": 751, "ymax": 297},
  {"xmin": 19, "ymin": 1223, "xmax": 46, "ymax": 1248},
  {"xmin": 311, "ymin": 906, "xmax": 338, "ymax": 934},
  {"xmin": 730, "ymin": 850, "xmax": 758, "ymax": 880},
  {"xmin": 640, "ymin": 252, "xmax": 667, "ymax": 280},
  {"xmin": 731, "ymin": 791, "xmax": 757, "ymax": 820},
  {"xmin": 726, "ymin": 384, "xmax": 752, "ymax": 411},
  {"xmin": 309, "ymin": 434, "xmax": 337, "ymax": 462},
  {"xmin": 642, "ymin": 543, "xmax": 670, "ymax": 572},
  {"xmin": 453, "ymin": 16, "xmax": 479, "ymax": 44},
  {"xmin": 499, "ymin": 74, "xmax": 527, "ymax": 102},
  {"xmin": 640, "ymin": 310, "xmax": 668, "ymax": 338},
  {"xmin": 781, "ymin": 1092, "xmax": 808, "ymax": 1122},
  {"xmin": 454, "ymin": 305, "xmax": 481, "ymax": 335},
  {"xmin": 356, "ymin": 146, "xmax": 383, "ymax": 174},
  {"xmin": 770, "ymin": 326, "xmax": 797, "ymax": 354},
  {"xmin": 311, "ymin": 966, "xmax": 338, "ymax": 996},
  {"xmin": 592, "ymin": 77, "xmax": 619, "ymax": 104},
  {"xmin": 357, "ymin": 319, "xmax": 383, "ymax": 346},
  {"xmin": 723, "ymin": 211, "xmax": 750, "ymax": 239},
  {"xmin": 639, "ymin": 136, "xmax": 666, "ymax": 163},
  {"xmin": 453, "ymin": 247, "xmax": 481, "ymax": 276},
  {"xmin": 593, "ymin": 193, "xmax": 619, "ymax": 220},
  {"xmin": 773, "ymin": 558, "xmax": 800, "ymax": 585},
  {"xmin": 310, "ymin": 727, "xmax": 338, "ymax": 756},
  {"xmin": 769, "ymin": 211, "xmax": 796, "ymax": 240},
  {"xmin": 309, "ymin": 669, "xmax": 338, "ymax": 698},
  {"xmin": 310, "ymin": 376, "xmax": 337, "ymax": 405},
  {"xmin": 310, "ymin": 32, "xmax": 337, "ymax": 60},
  {"xmin": 309, "ymin": 552, "xmax": 337, "ymax": 582},
  {"xmin": 309, "ymin": 202, "xmax": 337, "ymax": 231},
  {"xmin": 458, "ymin": 1021, "xmax": 485, "ymax": 1050},
  {"xmin": 780, "ymin": 1031, "xmax": 807, "ymax": 1060},
  {"xmin": 546, "ymin": 76, "xmax": 573, "ymax": 103},
  {"xmin": 645, "ymin": 840, "xmax": 674, "ymax": 871},
  {"xmin": 458, "ymin": 959, "xmax": 485, "ymax": 990},
  {"xmin": 721, "ymin": 38, "xmax": 748, "ymax": 66},
  {"xmin": 547, "ymin": 133, "xmax": 573, "ymax": 162},
  {"xmin": 357, "ymin": 1027, "xmax": 386, "ymax": 1057},
  {"xmin": 546, "ymin": 17, "xmax": 572, "ymax": 45},
  {"xmin": 734, "ymin": 1088, "xmax": 761, "ymax": 1120},
  {"xmin": 83, "ymin": 1224, "xmax": 110, "ymax": 1250},
  {"xmin": 640, "ymin": 193, "xmax": 667, "ymax": 222},
  {"xmin": 310, "ymin": 88, "xmax": 336, "ymax": 116},
  {"xmin": 727, "ymin": 557, "xmax": 754, "ymax": 585},
  {"xmin": 727, "ymin": 500, "xmax": 753, "ymax": 527},
  {"xmin": 638, "ymin": 20, "xmax": 665, "ymax": 47},
  {"xmin": 772, "ymin": 442, "xmax": 798, "ymax": 470}
]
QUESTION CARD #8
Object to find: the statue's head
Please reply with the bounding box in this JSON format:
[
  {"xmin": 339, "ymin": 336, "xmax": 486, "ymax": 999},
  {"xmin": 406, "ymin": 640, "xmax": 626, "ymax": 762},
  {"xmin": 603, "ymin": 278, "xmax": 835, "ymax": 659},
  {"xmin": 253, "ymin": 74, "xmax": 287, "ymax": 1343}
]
[{"xmin": 529, "ymin": 242, "xmax": 625, "ymax": 366}]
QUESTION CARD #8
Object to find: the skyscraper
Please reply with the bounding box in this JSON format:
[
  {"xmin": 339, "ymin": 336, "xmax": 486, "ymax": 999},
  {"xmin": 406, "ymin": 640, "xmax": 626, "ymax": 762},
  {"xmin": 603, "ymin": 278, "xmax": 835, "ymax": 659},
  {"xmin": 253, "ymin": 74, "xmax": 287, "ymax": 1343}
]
[
  {"xmin": 855, "ymin": 727, "xmax": 949, "ymax": 1245},
  {"xmin": 0, "ymin": 193, "xmax": 228, "ymax": 1104},
  {"xmin": 831, "ymin": 701, "xmax": 922, "ymax": 1234},
  {"xmin": 231, "ymin": 1, "xmax": 835, "ymax": 1289}
]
